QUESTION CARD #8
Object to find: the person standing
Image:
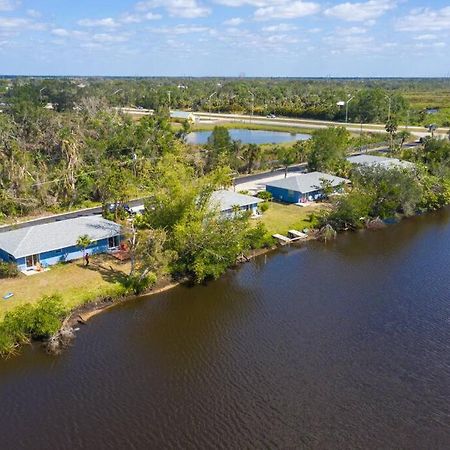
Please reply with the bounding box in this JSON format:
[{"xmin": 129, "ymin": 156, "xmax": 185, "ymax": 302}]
[{"xmin": 84, "ymin": 252, "xmax": 90, "ymax": 267}]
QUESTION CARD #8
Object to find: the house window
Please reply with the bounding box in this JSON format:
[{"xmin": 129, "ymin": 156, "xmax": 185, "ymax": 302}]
[
  {"xmin": 108, "ymin": 235, "xmax": 120, "ymax": 249},
  {"xmin": 26, "ymin": 254, "xmax": 40, "ymax": 268}
]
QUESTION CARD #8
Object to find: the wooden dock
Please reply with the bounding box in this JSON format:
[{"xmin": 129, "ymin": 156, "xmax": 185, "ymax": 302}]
[
  {"xmin": 288, "ymin": 230, "xmax": 308, "ymax": 241},
  {"xmin": 272, "ymin": 234, "xmax": 292, "ymax": 245}
]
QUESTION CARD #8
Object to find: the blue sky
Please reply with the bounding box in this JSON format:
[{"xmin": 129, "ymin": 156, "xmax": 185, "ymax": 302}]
[{"xmin": 0, "ymin": 0, "xmax": 449, "ymax": 76}]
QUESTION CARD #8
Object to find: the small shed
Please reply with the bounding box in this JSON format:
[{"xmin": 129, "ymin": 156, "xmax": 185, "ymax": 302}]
[
  {"xmin": 265, "ymin": 172, "xmax": 349, "ymax": 204},
  {"xmin": 0, "ymin": 216, "xmax": 122, "ymax": 271}
]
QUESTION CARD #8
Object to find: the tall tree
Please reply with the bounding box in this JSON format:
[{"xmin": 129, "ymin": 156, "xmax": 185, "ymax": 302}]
[{"xmin": 308, "ymin": 127, "xmax": 350, "ymax": 173}]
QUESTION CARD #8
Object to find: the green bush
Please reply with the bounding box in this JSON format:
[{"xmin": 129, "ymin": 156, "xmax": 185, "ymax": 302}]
[
  {"xmin": 32, "ymin": 295, "xmax": 67, "ymax": 338},
  {"xmin": 245, "ymin": 223, "xmax": 275, "ymax": 249},
  {"xmin": 257, "ymin": 191, "xmax": 273, "ymax": 201},
  {"xmin": 0, "ymin": 294, "xmax": 67, "ymax": 358},
  {"xmin": 259, "ymin": 202, "xmax": 270, "ymax": 213},
  {"xmin": 0, "ymin": 261, "xmax": 20, "ymax": 279},
  {"xmin": 121, "ymin": 273, "xmax": 157, "ymax": 295}
]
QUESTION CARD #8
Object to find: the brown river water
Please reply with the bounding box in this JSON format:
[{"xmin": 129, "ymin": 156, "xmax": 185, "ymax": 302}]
[{"xmin": 0, "ymin": 210, "xmax": 449, "ymax": 449}]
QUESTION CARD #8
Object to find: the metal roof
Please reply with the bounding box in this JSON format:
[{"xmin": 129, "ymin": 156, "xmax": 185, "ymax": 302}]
[
  {"xmin": 0, "ymin": 216, "xmax": 121, "ymax": 259},
  {"xmin": 210, "ymin": 190, "xmax": 263, "ymax": 212},
  {"xmin": 265, "ymin": 172, "xmax": 349, "ymax": 193},
  {"xmin": 347, "ymin": 155, "xmax": 415, "ymax": 169}
]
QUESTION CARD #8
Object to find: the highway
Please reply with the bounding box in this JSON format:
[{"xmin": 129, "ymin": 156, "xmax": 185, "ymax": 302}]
[{"xmin": 192, "ymin": 112, "xmax": 448, "ymax": 138}]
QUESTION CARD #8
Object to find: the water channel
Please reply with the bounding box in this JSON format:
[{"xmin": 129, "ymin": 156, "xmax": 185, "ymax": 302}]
[{"xmin": 1, "ymin": 209, "xmax": 449, "ymax": 449}]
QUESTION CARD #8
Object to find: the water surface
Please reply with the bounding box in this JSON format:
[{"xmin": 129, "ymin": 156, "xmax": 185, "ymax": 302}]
[
  {"xmin": 186, "ymin": 128, "xmax": 311, "ymax": 145},
  {"xmin": 0, "ymin": 209, "xmax": 449, "ymax": 449}
]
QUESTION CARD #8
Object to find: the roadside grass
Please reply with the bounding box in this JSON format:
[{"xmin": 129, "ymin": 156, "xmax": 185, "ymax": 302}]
[
  {"xmin": 0, "ymin": 255, "xmax": 129, "ymax": 319},
  {"xmin": 189, "ymin": 121, "xmax": 317, "ymax": 135},
  {"xmin": 256, "ymin": 202, "xmax": 326, "ymax": 235}
]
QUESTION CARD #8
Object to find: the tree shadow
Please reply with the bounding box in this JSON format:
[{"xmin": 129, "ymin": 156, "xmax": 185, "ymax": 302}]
[{"xmin": 83, "ymin": 258, "xmax": 129, "ymax": 285}]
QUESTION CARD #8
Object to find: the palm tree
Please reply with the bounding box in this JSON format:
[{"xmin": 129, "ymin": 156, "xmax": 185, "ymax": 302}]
[{"xmin": 76, "ymin": 234, "xmax": 92, "ymax": 259}]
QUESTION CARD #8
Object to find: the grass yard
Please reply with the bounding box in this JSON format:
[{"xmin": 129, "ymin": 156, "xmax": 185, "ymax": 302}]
[
  {"xmin": 0, "ymin": 255, "xmax": 130, "ymax": 319},
  {"xmin": 257, "ymin": 202, "xmax": 325, "ymax": 235}
]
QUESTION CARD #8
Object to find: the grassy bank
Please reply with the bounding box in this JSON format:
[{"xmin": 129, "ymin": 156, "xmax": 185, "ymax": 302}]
[
  {"xmin": 256, "ymin": 202, "xmax": 324, "ymax": 235},
  {"xmin": 189, "ymin": 121, "xmax": 316, "ymax": 135},
  {"xmin": 0, "ymin": 255, "xmax": 129, "ymax": 320}
]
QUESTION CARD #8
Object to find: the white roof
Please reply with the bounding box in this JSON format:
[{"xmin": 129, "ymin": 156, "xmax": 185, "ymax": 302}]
[
  {"xmin": 170, "ymin": 110, "xmax": 194, "ymax": 119},
  {"xmin": 210, "ymin": 190, "xmax": 263, "ymax": 212},
  {"xmin": 265, "ymin": 172, "xmax": 349, "ymax": 194},
  {"xmin": 347, "ymin": 154, "xmax": 415, "ymax": 169},
  {"xmin": 0, "ymin": 216, "xmax": 121, "ymax": 259}
]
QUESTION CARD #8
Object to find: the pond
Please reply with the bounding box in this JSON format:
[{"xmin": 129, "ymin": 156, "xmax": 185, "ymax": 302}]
[{"xmin": 186, "ymin": 128, "xmax": 311, "ymax": 145}]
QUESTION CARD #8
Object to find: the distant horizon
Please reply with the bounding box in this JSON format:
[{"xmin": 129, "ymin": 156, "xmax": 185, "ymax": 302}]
[{"xmin": 2, "ymin": 75, "xmax": 450, "ymax": 80}]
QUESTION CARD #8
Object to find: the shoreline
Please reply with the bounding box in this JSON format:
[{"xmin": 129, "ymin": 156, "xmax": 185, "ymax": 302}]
[{"xmin": 49, "ymin": 244, "xmax": 284, "ymax": 353}]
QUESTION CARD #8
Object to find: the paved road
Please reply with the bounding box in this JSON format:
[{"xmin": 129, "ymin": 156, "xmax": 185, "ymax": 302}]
[
  {"xmin": 193, "ymin": 112, "xmax": 445, "ymax": 138},
  {"xmin": 121, "ymin": 107, "xmax": 448, "ymax": 138}
]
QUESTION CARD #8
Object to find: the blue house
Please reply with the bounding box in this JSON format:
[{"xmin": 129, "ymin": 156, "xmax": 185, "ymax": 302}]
[
  {"xmin": 266, "ymin": 172, "xmax": 349, "ymax": 204},
  {"xmin": 0, "ymin": 216, "xmax": 122, "ymax": 272}
]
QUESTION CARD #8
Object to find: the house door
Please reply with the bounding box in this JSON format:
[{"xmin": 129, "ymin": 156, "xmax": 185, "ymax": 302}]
[{"xmin": 26, "ymin": 254, "xmax": 40, "ymax": 268}]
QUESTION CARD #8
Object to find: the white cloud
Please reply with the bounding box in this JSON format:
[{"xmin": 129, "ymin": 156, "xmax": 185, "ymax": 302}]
[
  {"xmin": 0, "ymin": 16, "xmax": 46, "ymax": 30},
  {"xmin": 92, "ymin": 33, "xmax": 129, "ymax": 43},
  {"xmin": 77, "ymin": 17, "xmax": 119, "ymax": 28},
  {"xmin": 136, "ymin": 0, "xmax": 210, "ymax": 18},
  {"xmin": 149, "ymin": 24, "xmax": 211, "ymax": 34},
  {"xmin": 335, "ymin": 26, "xmax": 367, "ymax": 35},
  {"xmin": 26, "ymin": 9, "xmax": 41, "ymax": 18},
  {"xmin": 323, "ymin": 32, "xmax": 375, "ymax": 54},
  {"xmin": 262, "ymin": 23, "xmax": 297, "ymax": 32},
  {"xmin": 121, "ymin": 12, "xmax": 162, "ymax": 23},
  {"xmin": 215, "ymin": 0, "xmax": 265, "ymax": 5},
  {"xmin": 324, "ymin": 0, "xmax": 395, "ymax": 22},
  {"xmin": 414, "ymin": 34, "xmax": 438, "ymax": 41},
  {"xmin": 223, "ymin": 17, "xmax": 244, "ymax": 26},
  {"xmin": 0, "ymin": 0, "xmax": 19, "ymax": 12},
  {"xmin": 398, "ymin": 7, "xmax": 450, "ymax": 32},
  {"xmin": 254, "ymin": 1, "xmax": 320, "ymax": 20},
  {"xmin": 51, "ymin": 28, "xmax": 71, "ymax": 37}
]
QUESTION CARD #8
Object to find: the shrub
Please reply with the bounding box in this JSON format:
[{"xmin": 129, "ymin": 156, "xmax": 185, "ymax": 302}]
[
  {"xmin": 0, "ymin": 294, "xmax": 67, "ymax": 358},
  {"xmin": 259, "ymin": 202, "xmax": 270, "ymax": 213},
  {"xmin": 0, "ymin": 261, "xmax": 20, "ymax": 279},
  {"xmin": 257, "ymin": 191, "xmax": 273, "ymax": 201},
  {"xmin": 32, "ymin": 295, "xmax": 67, "ymax": 339},
  {"xmin": 122, "ymin": 273, "xmax": 157, "ymax": 295},
  {"xmin": 245, "ymin": 223, "xmax": 275, "ymax": 249}
]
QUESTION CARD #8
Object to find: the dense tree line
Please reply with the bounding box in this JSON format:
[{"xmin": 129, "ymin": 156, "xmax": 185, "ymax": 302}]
[{"xmin": 1, "ymin": 77, "xmax": 449, "ymax": 125}]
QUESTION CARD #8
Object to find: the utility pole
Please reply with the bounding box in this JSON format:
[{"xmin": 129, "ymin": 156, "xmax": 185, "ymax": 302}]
[
  {"xmin": 208, "ymin": 92, "xmax": 217, "ymax": 113},
  {"xmin": 345, "ymin": 95, "xmax": 354, "ymax": 124},
  {"xmin": 385, "ymin": 94, "xmax": 392, "ymax": 121},
  {"xmin": 167, "ymin": 91, "xmax": 171, "ymax": 110},
  {"xmin": 248, "ymin": 90, "xmax": 255, "ymax": 118}
]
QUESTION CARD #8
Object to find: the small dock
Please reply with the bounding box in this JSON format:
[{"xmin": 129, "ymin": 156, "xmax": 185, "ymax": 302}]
[
  {"xmin": 288, "ymin": 230, "xmax": 308, "ymax": 241},
  {"xmin": 272, "ymin": 234, "xmax": 292, "ymax": 245}
]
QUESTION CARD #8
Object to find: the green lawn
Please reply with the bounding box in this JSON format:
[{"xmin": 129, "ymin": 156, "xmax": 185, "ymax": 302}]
[
  {"xmin": 0, "ymin": 255, "xmax": 129, "ymax": 319},
  {"xmin": 256, "ymin": 202, "xmax": 325, "ymax": 235}
]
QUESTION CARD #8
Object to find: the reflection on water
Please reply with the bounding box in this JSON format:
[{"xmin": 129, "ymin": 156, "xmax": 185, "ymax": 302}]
[
  {"xmin": 186, "ymin": 128, "xmax": 311, "ymax": 145},
  {"xmin": 0, "ymin": 209, "xmax": 449, "ymax": 449}
]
